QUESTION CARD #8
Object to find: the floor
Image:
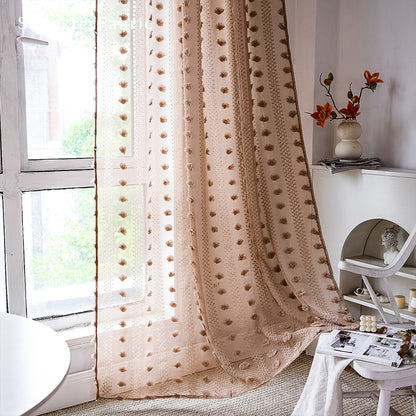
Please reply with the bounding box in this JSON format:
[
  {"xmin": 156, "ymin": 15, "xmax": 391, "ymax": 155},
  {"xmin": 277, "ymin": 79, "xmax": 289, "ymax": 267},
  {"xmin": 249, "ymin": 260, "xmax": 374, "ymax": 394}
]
[{"xmin": 44, "ymin": 354, "xmax": 415, "ymax": 415}]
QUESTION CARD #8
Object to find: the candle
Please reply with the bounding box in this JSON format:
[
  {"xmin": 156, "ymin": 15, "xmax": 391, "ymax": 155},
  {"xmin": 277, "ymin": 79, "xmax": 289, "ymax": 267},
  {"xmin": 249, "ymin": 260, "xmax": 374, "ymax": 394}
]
[
  {"xmin": 408, "ymin": 289, "xmax": 416, "ymax": 313},
  {"xmin": 395, "ymin": 295, "xmax": 405, "ymax": 309}
]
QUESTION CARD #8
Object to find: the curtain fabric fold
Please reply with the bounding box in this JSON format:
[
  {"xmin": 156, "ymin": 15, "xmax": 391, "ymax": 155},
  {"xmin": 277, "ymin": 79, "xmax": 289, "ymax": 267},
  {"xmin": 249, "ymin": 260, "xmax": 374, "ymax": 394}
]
[{"xmin": 95, "ymin": 0, "xmax": 356, "ymax": 399}]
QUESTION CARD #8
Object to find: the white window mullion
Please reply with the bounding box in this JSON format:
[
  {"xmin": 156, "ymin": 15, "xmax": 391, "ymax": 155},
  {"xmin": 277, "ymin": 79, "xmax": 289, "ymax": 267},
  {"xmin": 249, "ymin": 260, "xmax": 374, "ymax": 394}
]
[
  {"xmin": 1, "ymin": 0, "xmax": 22, "ymax": 172},
  {"xmin": 3, "ymin": 191, "xmax": 26, "ymax": 316},
  {"xmin": 1, "ymin": 0, "xmax": 26, "ymax": 316},
  {"xmin": 19, "ymin": 170, "xmax": 94, "ymax": 191},
  {"xmin": 23, "ymin": 158, "xmax": 93, "ymax": 172}
]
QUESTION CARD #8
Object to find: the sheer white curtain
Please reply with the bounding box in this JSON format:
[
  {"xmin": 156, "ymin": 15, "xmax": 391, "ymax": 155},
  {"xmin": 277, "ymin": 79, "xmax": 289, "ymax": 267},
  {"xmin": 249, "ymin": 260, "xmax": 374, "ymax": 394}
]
[{"xmin": 95, "ymin": 0, "xmax": 356, "ymax": 399}]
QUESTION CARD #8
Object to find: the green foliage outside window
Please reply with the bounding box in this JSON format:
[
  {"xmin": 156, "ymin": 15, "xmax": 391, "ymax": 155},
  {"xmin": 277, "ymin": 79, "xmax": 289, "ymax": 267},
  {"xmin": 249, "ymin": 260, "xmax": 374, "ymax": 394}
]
[
  {"xmin": 30, "ymin": 188, "xmax": 95, "ymax": 290},
  {"xmin": 61, "ymin": 113, "xmax": 94, "ymax": 157},
  {"xmin": 40, "ymin": 0, "xmax": 95, "ymax": 46}
]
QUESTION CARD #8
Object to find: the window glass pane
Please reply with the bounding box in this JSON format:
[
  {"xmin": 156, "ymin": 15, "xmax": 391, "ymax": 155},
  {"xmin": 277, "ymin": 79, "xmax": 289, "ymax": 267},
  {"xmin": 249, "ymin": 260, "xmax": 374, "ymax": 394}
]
[
  {"xmin": 21, "ymin": 0, "xmax": 95, "ymax": 159},
  {"xmin": 23, "ymin": 188, "xmax": 95, "ymax": 318},
  {"xmin": 0, "ymin": 196, "xmax": 6, "ymax": 313}
]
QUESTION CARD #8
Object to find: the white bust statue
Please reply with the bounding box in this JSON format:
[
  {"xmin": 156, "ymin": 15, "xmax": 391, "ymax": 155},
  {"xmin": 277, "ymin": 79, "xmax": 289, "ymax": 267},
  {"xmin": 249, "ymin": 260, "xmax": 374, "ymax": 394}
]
[{"xmin": 381, "ymin": 225, "xmax": 400, "ymax": 265}]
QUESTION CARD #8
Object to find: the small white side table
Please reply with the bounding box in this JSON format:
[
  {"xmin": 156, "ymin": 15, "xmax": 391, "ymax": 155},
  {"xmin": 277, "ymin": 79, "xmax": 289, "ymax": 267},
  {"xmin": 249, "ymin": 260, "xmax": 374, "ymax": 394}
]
[{"xmin": 0, "ymin": 313, "xmax": 71, "ymax": 416}]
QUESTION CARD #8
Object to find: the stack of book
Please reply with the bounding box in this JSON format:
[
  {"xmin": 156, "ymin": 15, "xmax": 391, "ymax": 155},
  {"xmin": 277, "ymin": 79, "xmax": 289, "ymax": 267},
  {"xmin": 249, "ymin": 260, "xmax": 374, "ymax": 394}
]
[{"xmin": 319, "ymin": 157, "xmax": 381, "ymax": 174}]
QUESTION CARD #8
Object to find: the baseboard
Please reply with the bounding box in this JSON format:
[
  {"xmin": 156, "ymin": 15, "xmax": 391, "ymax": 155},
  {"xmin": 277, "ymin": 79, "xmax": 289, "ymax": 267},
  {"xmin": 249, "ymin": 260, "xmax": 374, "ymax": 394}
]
[{"xmin": 31, "ymin": 370, "xmax": 96, "ymax": 415}]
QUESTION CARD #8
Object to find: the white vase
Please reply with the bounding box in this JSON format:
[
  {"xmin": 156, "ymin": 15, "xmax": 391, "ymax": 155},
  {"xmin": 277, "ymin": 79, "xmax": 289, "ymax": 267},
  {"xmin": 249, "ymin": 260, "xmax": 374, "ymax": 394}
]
[{"xmin": 334, "ymin": 119, "xmax": 362, "ymax": 160}]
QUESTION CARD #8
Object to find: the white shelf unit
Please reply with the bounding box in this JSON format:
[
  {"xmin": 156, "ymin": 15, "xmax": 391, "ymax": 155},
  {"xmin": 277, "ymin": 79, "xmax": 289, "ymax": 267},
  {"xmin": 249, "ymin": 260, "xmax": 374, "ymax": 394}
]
[{"xmin": 339, "ymin": 219, "xmax": 416, "ymax": 325}]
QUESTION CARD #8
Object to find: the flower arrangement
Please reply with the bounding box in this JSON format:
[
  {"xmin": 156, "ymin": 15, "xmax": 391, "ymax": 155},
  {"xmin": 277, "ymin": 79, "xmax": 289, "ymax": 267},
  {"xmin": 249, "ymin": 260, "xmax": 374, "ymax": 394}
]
[{"xmin": 311, "ymin": 70, "xmax": 383, "ymax": 127}]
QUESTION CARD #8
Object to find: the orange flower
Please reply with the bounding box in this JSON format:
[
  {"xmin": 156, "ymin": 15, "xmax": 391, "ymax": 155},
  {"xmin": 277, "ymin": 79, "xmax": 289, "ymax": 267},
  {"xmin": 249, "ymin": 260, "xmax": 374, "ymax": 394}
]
[
  {"xmin": 311, "ymin": 102, "xmax": 332, "ymax": 127},
  {"xmin": 364, "ymin": 70, "xmax": 383, "ymax": 88},
  {"xmin": 351, "ymin": 95, "xmax": 359, "ymax": 104},
  {"xmin": 340, "ymin": 101, "xmax": 361, "ymax": 118}
]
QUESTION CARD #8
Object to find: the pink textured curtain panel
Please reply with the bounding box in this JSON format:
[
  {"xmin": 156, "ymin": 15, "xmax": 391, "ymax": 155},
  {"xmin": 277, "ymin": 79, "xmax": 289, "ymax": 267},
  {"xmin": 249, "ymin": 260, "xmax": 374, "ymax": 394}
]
[{"xmin": 95, "ymin": 0, "xmax": 355, "ymax": 399}]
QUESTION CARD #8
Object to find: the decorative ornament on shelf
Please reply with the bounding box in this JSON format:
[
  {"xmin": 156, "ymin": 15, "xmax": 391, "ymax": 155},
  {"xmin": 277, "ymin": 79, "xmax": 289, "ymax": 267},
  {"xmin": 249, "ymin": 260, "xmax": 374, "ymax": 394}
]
[
  {"xmin": 311, "ymin": 70, "xmax": 384, "ymax": 161},
  {"xmin": 381, "ymin": 225, "xmax": 399, "ymax": 265}
]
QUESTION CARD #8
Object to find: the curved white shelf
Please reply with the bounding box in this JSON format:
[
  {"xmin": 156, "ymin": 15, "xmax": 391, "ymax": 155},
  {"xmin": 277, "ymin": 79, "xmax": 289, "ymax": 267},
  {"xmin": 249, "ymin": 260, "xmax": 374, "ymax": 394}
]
[{"xmin": 344, "ymin": 255, "xmax": 416, "ymax": 281}]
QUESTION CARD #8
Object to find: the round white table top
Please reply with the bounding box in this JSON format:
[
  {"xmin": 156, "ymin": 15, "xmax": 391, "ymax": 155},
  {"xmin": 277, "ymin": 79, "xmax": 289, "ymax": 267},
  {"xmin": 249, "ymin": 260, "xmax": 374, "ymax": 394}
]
[{"xmin": 0, "ymin": 313, "xmax": 71, "ymax": 416}]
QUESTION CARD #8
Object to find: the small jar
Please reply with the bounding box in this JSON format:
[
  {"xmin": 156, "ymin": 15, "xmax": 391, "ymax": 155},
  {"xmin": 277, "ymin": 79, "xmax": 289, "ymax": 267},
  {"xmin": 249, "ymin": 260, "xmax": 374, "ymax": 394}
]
[{"xmin": 409, "ymin": 289, "xmax": 416, "ymax": 313}]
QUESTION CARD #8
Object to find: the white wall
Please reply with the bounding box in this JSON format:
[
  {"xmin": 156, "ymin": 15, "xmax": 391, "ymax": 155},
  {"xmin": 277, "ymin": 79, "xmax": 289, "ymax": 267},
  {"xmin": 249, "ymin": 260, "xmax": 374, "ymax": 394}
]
[
  {"xmin": 287, "ymin": 0, "xmax": 416, "ymax": 170},
  {"xmin": 286, "ymin": 0, "xmax": 317, "ymax": 164}
]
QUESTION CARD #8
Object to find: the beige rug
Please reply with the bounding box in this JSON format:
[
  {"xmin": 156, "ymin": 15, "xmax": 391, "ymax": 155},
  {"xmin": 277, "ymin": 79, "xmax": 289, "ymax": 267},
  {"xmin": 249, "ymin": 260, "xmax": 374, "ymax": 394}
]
[{"xmin": 45, "ymin": 354, "xmax": 414, "ymax": 415}]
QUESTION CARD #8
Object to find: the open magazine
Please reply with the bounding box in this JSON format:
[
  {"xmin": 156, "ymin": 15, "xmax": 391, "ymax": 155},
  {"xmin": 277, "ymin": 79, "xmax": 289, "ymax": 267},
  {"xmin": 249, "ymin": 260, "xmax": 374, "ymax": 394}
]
[{"xmin": 317, "ymin": 329, "xmax": 405, "ymax": 367}]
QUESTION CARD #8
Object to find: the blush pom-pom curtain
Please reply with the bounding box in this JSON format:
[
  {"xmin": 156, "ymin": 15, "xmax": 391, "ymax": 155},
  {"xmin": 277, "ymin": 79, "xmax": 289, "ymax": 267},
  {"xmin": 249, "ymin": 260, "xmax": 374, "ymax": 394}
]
[{"xmin": 95, "ymin": 0, "xmax": 355, "ymax": 399}]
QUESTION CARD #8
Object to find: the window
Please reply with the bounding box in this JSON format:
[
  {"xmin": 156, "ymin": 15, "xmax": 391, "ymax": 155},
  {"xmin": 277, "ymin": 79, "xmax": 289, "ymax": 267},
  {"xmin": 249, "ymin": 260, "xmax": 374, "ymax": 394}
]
[
  {"xmin": 1, "ymin": 0, "xmax": 95, "ymax": 328},
  {"xmin": 22, "ymin": 188, "xmax": 95, "ymax": 318}
]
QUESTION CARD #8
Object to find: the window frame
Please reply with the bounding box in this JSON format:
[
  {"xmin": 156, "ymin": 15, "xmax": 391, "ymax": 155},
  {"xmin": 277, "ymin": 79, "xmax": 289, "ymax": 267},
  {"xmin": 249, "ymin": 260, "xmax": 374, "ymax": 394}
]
[{"xmin": 1, "ymin": 0, "xmax": 95, "ymax": 329}]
